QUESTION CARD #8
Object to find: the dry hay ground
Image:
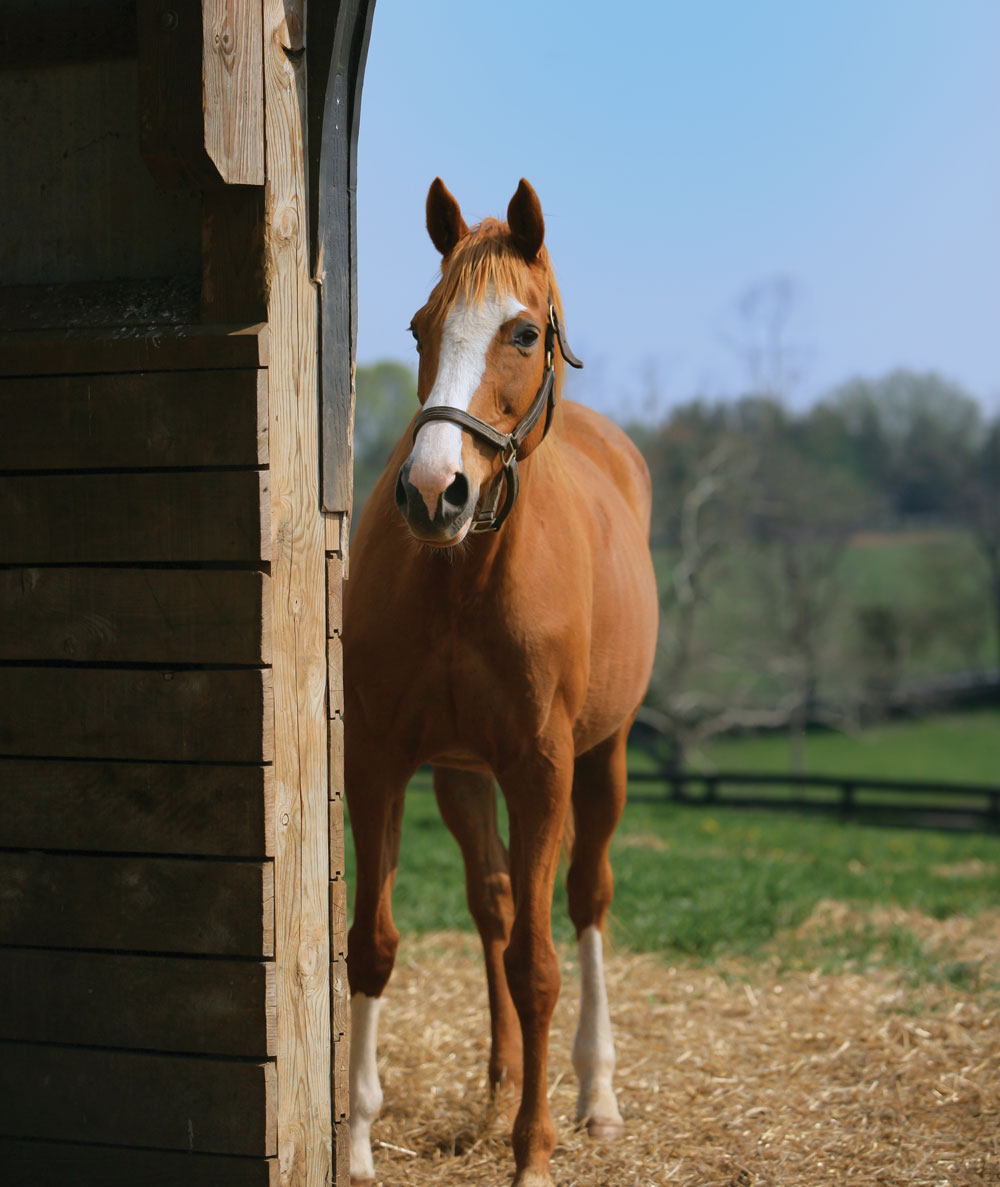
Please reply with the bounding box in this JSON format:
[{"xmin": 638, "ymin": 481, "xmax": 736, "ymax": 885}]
[{"xmin": 364, "ymin": 906, "xmax": 999, "ymax": 1186}]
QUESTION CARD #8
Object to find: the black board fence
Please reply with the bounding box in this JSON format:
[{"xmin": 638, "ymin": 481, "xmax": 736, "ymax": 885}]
[{"xmin": 627, "ymin": 768, "xmax": 1000, "ymax": 832}]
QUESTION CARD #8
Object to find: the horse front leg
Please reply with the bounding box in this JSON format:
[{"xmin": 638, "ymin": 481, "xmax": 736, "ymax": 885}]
[
  {"xmin": 345, "ymin": 731, "xmax": 412, "ymax": 1186},
  {"xmin": 497, "ymin": 732, "xmax": 574, "ymax": 1187},
  {"xmin": 434, "ymin": 766, "xmax": 522, "ymax": 1099}
]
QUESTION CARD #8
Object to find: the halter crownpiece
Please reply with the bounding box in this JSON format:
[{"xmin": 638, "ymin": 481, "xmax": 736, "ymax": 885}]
[{"xmin": 411, "ymin": 300, "xmax": 583, "ymax": 532}]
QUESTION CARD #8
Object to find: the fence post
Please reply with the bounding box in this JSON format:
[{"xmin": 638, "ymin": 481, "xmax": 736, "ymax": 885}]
[{"xmin": 841, "ymin": 781, "xmax": 856, "ymax": 820}]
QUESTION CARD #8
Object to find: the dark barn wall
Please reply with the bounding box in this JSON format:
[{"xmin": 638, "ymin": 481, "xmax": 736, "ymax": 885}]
[{"xmin": 0, "ymin": 59, "xmax": 200, "ymax": 288}]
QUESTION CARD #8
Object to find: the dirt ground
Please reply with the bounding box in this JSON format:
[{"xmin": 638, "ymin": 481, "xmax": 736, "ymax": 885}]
[{"xmin": 362, "ymin": 912, "xmax": 1000, "ymax": 1186}]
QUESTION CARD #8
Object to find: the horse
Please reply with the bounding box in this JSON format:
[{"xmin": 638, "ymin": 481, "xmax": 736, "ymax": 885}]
[{"xmin": 344, "ymin": 177, "xmax": 658, "ymax": 1187}]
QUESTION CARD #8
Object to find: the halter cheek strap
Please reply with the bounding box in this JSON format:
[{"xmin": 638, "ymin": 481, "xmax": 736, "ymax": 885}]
[{"xmin": 411, "ymin": 300, "xmax": 583, "ymax": 533}]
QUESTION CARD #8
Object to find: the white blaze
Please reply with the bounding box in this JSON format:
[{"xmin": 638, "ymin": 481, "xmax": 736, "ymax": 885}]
[
  {"xmin": 349, "ymin": 993, "xmax": 383, "ymax": 1182},
  {"xmin": 571, "ymin": 925, "xmax": 623, "ymax": 1127},
  {"xmin": 410, "ymin": 287, "xmax": 526, "ymax": 489}
]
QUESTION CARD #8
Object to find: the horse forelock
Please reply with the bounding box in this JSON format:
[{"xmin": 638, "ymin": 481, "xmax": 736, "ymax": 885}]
[{"xmin": 427, "ymin": 218, "xmax": 560, "ymax": 323}]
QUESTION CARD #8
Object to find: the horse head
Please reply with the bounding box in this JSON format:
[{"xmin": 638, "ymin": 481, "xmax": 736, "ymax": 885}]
[{"xmin": 395, "ymin": 178, "xmax": 580, "ymax": 545}]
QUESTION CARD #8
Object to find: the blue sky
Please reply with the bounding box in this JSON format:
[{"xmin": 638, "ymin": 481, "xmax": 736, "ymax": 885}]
[{"xmin": 356, "ymin": 1, "xmax": 1000, "ymax": 420}]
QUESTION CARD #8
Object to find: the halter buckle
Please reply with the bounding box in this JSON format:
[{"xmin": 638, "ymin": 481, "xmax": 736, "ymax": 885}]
[{"xmin": 500, "ymin": 438, "xmax": 517, "ymax": 468}]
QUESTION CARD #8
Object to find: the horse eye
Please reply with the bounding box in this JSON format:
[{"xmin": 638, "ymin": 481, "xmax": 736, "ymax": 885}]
[
  {"xmin": 408, "ymin": 322, "xmax": 422, "ymax": 352},
  {"xmin": 514, "ymin": 326, "xmax": 539, "ymax": 348}
]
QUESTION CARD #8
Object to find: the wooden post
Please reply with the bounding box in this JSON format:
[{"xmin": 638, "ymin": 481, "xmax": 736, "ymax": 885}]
[{"xmin": 263, "ymin": 1, "xmax": 333, "ymax": 1182}]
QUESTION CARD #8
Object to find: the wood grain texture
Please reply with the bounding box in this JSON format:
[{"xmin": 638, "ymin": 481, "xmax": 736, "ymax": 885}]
[
  {"xmin": 0, "ymin": 568, "xmax": 270, "ymax": 665},
  {"xmin": 0, "ymin": 470, "xmax": 270, "ymax": 564},
  {"xmin": 329, "ymin": 715, "xmax": 344, "ymax": 800},
  {"xmin": 328, "ymin": 632, "xmax": 344, "ymax": 716},
  {"xmin": 264, "ymin": 1, "xmax": 334, "ymax": 1179},
  {"xmin": 330, "ymin": 878, "xmax": 347, "ymax": 961},
  {"xmin": 327, "ymin": 552, "xmax": 344, "ymax": 635},
  {"xmin": 0, "ymin": 949, "xmax": 276, "ymax": 1057},
  {"xmin": 0, "ymin": 369, "xmax": 267, "ymax": 470},
  {"xmin": 0, "ymin": 323, "xmax": 268, "ymax": 377},
  {"xmin": 329, "ymin": 796, "xmax": 345, "ymax": 880},
  {"xmin": 203, "ymin": 0, "xmax": 265, "ymax": 184},
  {"xmin": 0, "ymin": 852, "xmax": 274, "ymax": 956},
  {"xmin": 0, "ymin": 1043, "xmax": 276, "ymax": 1155},
  {"xmin": 0, "ymin": 667, "xmax": 272, "ymax": 763},
  {"xmin": 0, "ymin": 758, "xmax": 273, "ymax": 855},
  {"xmin": 332, "ymin": 1119, "xmax": 351, "ymax": 1186},
  {"xmin": 0, "ymin": 1141, "xmax": 278, "ymax": 1187}
]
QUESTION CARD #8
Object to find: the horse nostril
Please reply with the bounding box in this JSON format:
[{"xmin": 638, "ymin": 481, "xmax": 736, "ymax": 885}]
[
  {"xmin": 443, "ymin": 472, "xmax": 469, "ymax": 509},
  {"xmin": 394, "ymin": 469, "xmax": 408, "ymax": 511}
]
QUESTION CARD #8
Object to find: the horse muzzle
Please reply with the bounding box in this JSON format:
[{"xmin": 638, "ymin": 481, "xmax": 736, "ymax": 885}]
[{"xmin": 394, "ymin": 456, "xmax": 477, "ymax": 545}]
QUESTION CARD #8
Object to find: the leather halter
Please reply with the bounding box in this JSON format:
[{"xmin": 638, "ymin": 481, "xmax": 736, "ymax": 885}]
[{"xmin": 411, "ymin": 300, "xmax": 584, "ymax": 532}]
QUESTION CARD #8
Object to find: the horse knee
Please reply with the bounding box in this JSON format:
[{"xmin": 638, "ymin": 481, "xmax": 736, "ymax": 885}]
[
  {"xmin": 503, "ymin": 933, "xmax": 561, "ymax": 1020},
  {"xmin": 468, "ymin": 870, "xmax": 514, "ymax": 940},
  {"xmin": 566, "ymin": 855, "xmax": 614, "ymax": 936},
  {"xmin": 347, "ymin": 920, "xmax": 400, "ymax": 998}
]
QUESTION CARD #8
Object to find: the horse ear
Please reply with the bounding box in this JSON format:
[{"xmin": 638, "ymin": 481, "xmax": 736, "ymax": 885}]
[
  {"xmin": 507, "ymin": 178, "xmax": 545, "ymax": 260},
  {"xmin": 426, "ymin": 178, "xmax": 468, "ymax": 257}
]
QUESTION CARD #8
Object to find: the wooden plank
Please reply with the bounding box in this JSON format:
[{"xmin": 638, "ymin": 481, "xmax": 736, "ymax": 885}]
[
  {"xmin": 0, "ymin": 950, "xmax": 276, "ymax": 1057},
  {"xmin": 0, "ymin": 1142, "xmax": 277, "ymax": 1187},
  {"xmin": 330, "ymin": 877, "xmax": 348, "ymax": 961},
  {"xmin": 0, "ymin": 470, "xmax": 270, "ymax": 564},
  {"xmin": 329, "ymin": 714, "xmax": 345, "ymax": 800},
  {"xmin": 0, "ymin": 668, "xmax": 272, "ymax": 763},
  {"xmin": 308, "ymin": 0, "xmax": 375, "ymax": 513},
  {"xmin": 0, "ymin": 852, "xmax": 274, "ymax": 956},
  {"xmin": 0, "ymin": 568, "xmax": 270, "ymax": 665},
  {"xmin": 0, "ymin": 1043, "xmax": 276, "ymax": 1155},
  {"xmin": 324, "ymin": 511, "xmax": 343, "ymax": 554},
  {"xmin": 333, "ymin": 1119, "xmax": 351, "ymax": 1186},
  {"xmin": 333, "ymin": 1031, "xmax": 349, "ymax": 1122},
  {"xmin": 202, "ymin": 188, "xmax": 268, "ymax": 324},
  {"xmin": 0, "ymin": 759, "xmax": 273, "ymax": 856},
  {"xmin": 331, "ymin": 957, "xmax": 349, "ymax": 1042},
  {"xmin": 328, "ymin": 632, "xmax": 344, "ymax": 716},
  {"xmin": 0, "ymin": 4, "xmax": 138, "ymax": 70},
  {"xmin": 0, "ymin": 323, "xmax": 268, "ymax": 377},
  {"xmin": 203, "ymin": 0, "xmax": 265, "ymax": 185},
  {"xmin": 0, "ymin": 369, "xmax": 267, "ymax": 470},
  {"xmin": 329, "ymin": 796, "xmax": 345, "ymax": 880},
  {"xmin": 327, "ymin": 552, "xmax": 344, "ymax": 634},
  {"xmin": 264, "ymin": 2, "xmax": 333, "ymax": 1181}
]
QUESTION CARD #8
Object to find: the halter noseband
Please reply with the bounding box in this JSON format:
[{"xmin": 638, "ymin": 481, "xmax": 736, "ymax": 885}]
[{"xmin": 411, "ymin": 300, "xmax": 583, "ymax": 533}]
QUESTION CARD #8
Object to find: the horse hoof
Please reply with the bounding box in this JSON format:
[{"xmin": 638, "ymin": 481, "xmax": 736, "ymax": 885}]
[
  {"xmin": 349, "ymin": 1178, "xmax": 375, "ymax": 1187},
  {"xmin": 586, "ymin": 1117, "xmax": 625, "ymax": 1140}
]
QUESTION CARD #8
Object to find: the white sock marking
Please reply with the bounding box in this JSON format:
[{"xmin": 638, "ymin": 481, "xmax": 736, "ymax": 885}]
[
  {"xmin": 409, "ymin": 287, "xmax": 525, "ymax": 505},
  {"xmin": 571, "ymin": 925, "xmax": 622, "ymax": 1127},
  {"xmin": 349, "ymin": 993, "xmax": 383, "ymax": 1182}
]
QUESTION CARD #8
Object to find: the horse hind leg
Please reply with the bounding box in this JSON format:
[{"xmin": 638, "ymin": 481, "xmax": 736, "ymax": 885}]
[
  {"xmin": 434, "ymin": 766, "xmax": 523, "ymax": 1098},
  {"xmin": 566, "ymin": 721, "xmax": 631, "ymax": 1140},
  {"xmin": 345, "ymin": 735, "xmax": 411, "ymax": 1185}
]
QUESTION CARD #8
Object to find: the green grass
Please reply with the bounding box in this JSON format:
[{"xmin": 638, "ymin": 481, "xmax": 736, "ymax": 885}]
[
  {"xmin": 344, "ymin": 710, "xmax": 1000, "ymax": 980},
  {"xmin": 687, "ymin": 707, "xmax": 1000, "ymax": 782}
]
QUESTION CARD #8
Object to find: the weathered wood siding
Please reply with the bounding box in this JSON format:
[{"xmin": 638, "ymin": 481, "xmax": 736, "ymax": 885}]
[{"xmin": 0, "ymin": 326, "xmax": 279, "ymax": 1185}]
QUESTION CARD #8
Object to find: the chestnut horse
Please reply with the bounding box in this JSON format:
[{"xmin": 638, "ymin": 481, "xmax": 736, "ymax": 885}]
[{"xmin": 344, "ymin": 178, "xmax": 658, "ymax": 1187}]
